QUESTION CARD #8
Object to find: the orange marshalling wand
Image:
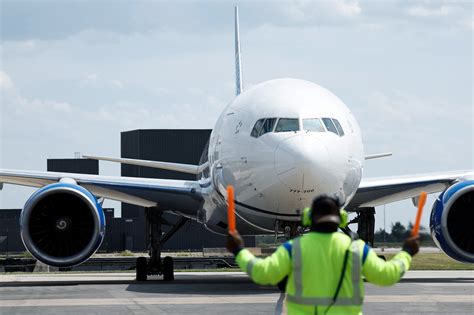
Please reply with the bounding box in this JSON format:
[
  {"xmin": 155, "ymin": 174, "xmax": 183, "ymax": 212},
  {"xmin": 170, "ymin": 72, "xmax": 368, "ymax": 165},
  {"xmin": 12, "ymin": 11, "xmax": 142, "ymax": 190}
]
[
  {"xmin": 227, "ymin": 185, "xmax": 236, "ymax": 232},
  {"xmin": 412, "ymin": 191, "xmax": 427, "ymax": 237}
]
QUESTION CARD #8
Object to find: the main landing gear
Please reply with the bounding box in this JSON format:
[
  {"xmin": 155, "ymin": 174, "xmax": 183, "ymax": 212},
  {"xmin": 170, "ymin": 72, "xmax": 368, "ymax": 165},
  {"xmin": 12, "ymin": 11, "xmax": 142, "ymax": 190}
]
[
  {"xmin": 136, "ymin": 208, "xmax": 188, "ymax": 281},
  {"xmin": 354, "ymin": 207, "xmax": 375, "ymax": 247}
]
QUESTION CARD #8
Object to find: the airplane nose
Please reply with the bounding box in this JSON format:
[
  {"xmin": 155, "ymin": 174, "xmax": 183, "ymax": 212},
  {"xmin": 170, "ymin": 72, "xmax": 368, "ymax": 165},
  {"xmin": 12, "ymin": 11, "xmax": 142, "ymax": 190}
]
[{"xmin": 274, "ymin": 134, "xmax": 330, "ymax": 192}]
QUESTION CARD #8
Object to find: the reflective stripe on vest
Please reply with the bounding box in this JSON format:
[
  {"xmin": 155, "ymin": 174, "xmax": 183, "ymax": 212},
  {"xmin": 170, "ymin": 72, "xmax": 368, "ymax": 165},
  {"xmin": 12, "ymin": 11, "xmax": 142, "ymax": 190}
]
[
  {"xmin": 350, "ymin": 241, "xmax": 362, "ymax": 305},
  {"xmin": 246, "ymin": 257, "xmax": 258, "ymax": 278},
  {"xmin": 293, "ymin": 238, "xmax": 303, "ymax": 297},
  {"xmin": 287, "ymin": 239, "xmax": 363, "ymax": 306}
]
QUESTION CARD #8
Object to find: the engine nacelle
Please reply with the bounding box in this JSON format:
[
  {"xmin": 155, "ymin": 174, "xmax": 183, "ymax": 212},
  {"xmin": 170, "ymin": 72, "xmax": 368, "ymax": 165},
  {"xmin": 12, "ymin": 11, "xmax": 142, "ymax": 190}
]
[
  {"xmin": 430, "ymin": 181, "xmax": 474, "ymax": 263},
  {"xmin": 20, "ymin": 183, "xmax": 106, "ymax": 267}
]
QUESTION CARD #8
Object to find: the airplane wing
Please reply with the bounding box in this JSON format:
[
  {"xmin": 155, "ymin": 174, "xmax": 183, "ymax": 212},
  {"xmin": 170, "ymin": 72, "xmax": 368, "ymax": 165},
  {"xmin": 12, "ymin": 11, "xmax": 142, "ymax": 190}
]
[
  {"xmin": 0, "ymin": 169, "xmax": 203, "ymax": 215},
  {"xmin": 348, "ymin": 170, "xmax": 474, "ymax": 210}
]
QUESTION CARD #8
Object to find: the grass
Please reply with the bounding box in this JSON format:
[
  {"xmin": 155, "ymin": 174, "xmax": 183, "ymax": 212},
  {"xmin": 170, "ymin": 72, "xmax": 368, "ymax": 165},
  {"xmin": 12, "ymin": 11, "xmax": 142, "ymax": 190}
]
[
  {"xmin": 118, "ymin": 250, "xmax": 134, "ymax": 257},
  {"xmin": 185, "ymin": 252, "xmax": 474, "ymax": 271},
  {"xmin": 19, "ymin": 251, "xmax": 33, "ymax": 259},
  {"xmin": 380, "ymin": 252, "xmax": 474, "ymax": 270},
  {"xmin": 2, "ymin": 251, "xmax": 472, "ymax": 273},
  {"xmin": 174, "ymin": 252, "xmax": 195, "ymax": 257}
]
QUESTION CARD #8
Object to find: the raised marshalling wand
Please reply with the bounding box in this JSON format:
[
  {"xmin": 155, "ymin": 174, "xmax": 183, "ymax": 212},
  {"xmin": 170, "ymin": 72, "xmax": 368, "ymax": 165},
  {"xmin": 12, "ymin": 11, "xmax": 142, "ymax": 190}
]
[{"xmin": 412, "ymin": 191, "xmax": 427, "ymax": 237}]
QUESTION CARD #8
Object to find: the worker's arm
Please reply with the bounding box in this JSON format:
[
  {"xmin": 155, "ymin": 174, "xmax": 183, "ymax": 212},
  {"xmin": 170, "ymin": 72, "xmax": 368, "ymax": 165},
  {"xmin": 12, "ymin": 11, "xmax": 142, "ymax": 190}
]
[
  {"xmin": 362, "ymin": 247, "xmax": 411, "ymax": 286},
  {"xmin": 362, "ymin": 236, "xmax": 419, "ymax": 286},
  {"xmin": 227, "ymin": 230, "xmax": 292, "ymax": 285},
  {"xmin": 235, "ymin": 244, "xmax": 292, "ymax": 286}
]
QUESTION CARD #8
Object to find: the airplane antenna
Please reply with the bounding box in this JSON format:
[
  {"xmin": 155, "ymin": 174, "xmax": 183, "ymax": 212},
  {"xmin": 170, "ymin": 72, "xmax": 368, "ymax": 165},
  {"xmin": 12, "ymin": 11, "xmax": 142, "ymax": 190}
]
[{"xmin": 234, "ymin": 6, "xmax": 243, "ymax": 96}]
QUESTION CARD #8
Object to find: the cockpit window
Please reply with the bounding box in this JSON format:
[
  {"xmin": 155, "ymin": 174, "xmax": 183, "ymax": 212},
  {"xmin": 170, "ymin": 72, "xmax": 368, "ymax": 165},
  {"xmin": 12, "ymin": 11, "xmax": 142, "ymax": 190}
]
[
  {"xmin": 303, "ymin": 118, "xmax": 325, "ymax": 132},
  {"xmin": 259, "ymin": 118, "xmax": 277, "ymax": 136},
  {"xmin": 322, "ymin": 118, "xmax": 345, "ymax": 137},
  {"xmin": 332, "ymin": 119, "xmax": 345, "ymax": 136},
  {"xmin": 275, "ymin": 118, "xmax": 300, "ymax": 132},
  {"xmin": 251, "ymin": 119, "xmax": 264, "ymax": 138},
  {"xmin": 251, "ymin": 118, "xmax": 277, "ymax": 138},
  {"xmin": 322, "ymin": 118, "xmax": 338, "ymax": 135}
]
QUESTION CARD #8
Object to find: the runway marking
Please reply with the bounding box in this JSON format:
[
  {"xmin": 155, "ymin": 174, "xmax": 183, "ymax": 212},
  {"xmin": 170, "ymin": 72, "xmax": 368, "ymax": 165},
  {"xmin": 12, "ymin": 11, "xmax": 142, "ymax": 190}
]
[
  {"xmin": 365, "ymin": 295, "xmax": 473, "ymax": 303},
  {"xmin": 0, "ymin": 295, "xmax": 472, "ymax": 307}
]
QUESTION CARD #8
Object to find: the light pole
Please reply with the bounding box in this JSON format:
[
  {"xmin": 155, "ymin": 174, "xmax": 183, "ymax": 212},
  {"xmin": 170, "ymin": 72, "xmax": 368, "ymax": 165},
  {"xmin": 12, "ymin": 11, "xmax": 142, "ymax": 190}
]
[
  {"xmin": 6, "ymin": 228, "xmax": 9, "ymax": 259},
  {"xmin": 383, "ymin": 205, "xmax": 386, "ymax": 251}
]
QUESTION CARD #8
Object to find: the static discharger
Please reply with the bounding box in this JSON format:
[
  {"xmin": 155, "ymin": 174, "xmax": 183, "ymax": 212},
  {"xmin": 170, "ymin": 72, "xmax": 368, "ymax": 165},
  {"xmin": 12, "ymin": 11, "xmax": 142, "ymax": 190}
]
[
  {"xmin": 227, "ymin": 185, "xmax": 236, "ymax": 232},
  {"xmin": 412, "ymin": 191, "xmax": 427, "ymax": 237}
]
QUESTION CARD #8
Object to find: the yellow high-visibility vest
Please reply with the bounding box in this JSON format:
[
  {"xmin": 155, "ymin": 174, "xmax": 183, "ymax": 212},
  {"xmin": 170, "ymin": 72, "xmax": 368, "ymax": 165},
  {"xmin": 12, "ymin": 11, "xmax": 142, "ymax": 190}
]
[{"xmin": 236, "ymin": 232, "xmax": 411, "ymax": 315}]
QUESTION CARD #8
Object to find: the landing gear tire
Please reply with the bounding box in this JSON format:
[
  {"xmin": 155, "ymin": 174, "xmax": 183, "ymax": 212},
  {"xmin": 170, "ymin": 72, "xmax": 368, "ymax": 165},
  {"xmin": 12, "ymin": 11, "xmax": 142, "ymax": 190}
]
[
  {"xmin": 163, "ymin": 256, "xmax": 174, "ymax": 281},
  {"xmin": 136, "ymin": 257, "xmax": 148, "ymax": 281}
]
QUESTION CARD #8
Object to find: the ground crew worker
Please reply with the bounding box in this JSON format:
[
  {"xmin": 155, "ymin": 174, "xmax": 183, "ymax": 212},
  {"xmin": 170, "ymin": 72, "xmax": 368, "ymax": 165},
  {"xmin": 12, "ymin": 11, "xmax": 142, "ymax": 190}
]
[{"xmin": 227, "ymin": 195, "xmax": 420, "ymax": 315}]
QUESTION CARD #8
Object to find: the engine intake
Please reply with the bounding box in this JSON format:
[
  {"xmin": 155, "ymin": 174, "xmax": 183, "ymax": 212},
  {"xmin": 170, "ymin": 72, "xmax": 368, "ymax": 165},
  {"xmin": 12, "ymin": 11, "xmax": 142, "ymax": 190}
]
[
  {"xmin": 20, "ymin": 183, "xmax": 105, "ymax": 267},
  {"xmin": 430, "ymin": 181, "xmax": 474, "ymax": 263}
]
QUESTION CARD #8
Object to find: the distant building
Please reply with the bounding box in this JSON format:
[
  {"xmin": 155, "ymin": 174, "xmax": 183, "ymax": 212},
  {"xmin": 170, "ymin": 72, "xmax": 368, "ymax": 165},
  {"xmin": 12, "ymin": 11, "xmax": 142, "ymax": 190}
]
[
  {"xmin": 0, "ymin": 209, "xmax": 24, "ymax": 253},
  {"xmin": 47, "ymin": 158, "xmax": 99, "ymax": 175}
]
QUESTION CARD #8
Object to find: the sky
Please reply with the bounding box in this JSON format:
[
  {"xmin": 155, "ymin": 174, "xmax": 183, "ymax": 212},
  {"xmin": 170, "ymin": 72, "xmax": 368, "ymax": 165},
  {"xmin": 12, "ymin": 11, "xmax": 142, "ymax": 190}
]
[{"xmin": 0, "ymin": 0, "xmax": 472, "ymax": 232}]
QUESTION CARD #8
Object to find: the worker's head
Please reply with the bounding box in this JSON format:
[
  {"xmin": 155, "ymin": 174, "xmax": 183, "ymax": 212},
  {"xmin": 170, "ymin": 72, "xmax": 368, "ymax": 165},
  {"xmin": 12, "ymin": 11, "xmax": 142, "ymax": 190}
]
[{"xmin": 302, "ymin": 195, "xmax": 347, "ymax": 229}]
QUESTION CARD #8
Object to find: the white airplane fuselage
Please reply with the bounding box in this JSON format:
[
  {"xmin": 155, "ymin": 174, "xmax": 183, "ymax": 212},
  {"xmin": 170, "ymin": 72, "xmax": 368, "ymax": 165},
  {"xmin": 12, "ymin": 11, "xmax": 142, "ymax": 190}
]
[{"xmin": 195, "ymin": 78, "xmax": 365, "ymax": 235}]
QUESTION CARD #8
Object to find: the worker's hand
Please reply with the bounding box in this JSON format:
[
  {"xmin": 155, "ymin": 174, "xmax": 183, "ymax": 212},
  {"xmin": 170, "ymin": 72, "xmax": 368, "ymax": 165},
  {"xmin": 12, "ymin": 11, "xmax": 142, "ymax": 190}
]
[
  {"xmin": 402, "ymin": 235, "xmax": 420, "ymax": 256},
  {"xmin": 226, "ymin": 230, "xmax": 244, "ymax": 256}
]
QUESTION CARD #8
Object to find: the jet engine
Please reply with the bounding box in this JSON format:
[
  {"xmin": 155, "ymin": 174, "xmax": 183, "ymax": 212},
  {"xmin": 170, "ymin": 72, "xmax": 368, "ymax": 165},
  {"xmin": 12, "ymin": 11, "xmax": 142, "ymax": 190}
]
[
  {"xmin": 430, "ymin": 181, "xmax": 474, "ymax": 263},
  {"xmin": 20, "ymin": 183, "xmax": 105, "ymax": 267}
]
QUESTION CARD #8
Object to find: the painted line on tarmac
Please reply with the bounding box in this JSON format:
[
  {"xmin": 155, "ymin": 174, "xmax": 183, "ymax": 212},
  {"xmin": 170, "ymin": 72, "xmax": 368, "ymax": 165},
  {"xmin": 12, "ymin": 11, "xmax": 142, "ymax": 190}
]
[
  {"xmin": 0, "ymin": 295, "xmax": 472, "ymax": 307},
  {"xmin": 0, "ymin": 296, "xmax": 277, "ymax": 307},
  {"xmin": 365, "ymin": 295, "xmax": 472, "ymax": 303}
]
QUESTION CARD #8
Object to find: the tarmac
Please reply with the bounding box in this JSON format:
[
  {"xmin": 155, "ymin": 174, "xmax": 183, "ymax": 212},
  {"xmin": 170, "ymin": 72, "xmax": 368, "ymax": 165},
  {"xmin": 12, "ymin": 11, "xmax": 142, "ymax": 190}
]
[{"xmin": 0, "ymin": 271, "xmax": 472, "ymax": 314}]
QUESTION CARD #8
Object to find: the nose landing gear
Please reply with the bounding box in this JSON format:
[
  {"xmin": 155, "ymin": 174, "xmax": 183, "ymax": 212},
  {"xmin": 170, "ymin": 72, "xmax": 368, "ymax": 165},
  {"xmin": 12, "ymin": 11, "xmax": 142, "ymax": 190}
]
[
  {"xmin": 355, "ymin": 207, "xmax": 375, "ymax": 247},
  {"xmin": 278, "ymin": 221, "xmax": 304, "ymax": 240}
]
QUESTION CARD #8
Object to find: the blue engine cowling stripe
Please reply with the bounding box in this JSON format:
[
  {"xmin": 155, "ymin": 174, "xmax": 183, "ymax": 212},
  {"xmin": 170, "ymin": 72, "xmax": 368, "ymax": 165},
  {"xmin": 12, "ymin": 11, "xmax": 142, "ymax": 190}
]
[{"xmin": 430, "ymin": 180, "xmax": 474, "ymax": 263}]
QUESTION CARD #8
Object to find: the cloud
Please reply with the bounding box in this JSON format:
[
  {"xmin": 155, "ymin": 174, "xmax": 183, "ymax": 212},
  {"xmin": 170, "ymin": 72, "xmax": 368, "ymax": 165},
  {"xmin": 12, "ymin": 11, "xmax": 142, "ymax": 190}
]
[
  {"xmin": 1, "ymin": 71, "xmax": 220, "ymax": 140},
  {"xmin": 460, "ymin": 17, "xmax": 474, "ymax": 29},
  {"xmin": 0, "ymin": 70, "xmax": 13, "ymax": 90},
  {"xmin": 85, "ymin": 73, "xmax": 98, "ymax": 81},
  {"xmin": 79, "ymin": 73, "xmax": 99, "ymax": 87},
  {"xmin": 78, "ymin": 73, "xmax": 124, "ymax": 90},
  {"xmin": 361, "ymin": 1, "xmax": 471, "ymax": 30},
  {"xmin": 0, "ymin": 63, "xmax": 225, "ymax": 165},
  {"xmin": 111, "ymin": 80, "xmax": 123, "ymax": 89},
  {"xmin": 278, "ymin": 0, "xmax": 362, "ymax": 24},
  {"xmin": 355, "ymin": 90, "xmax": 472, "ymax": 171},
  {"xmin": 335, "ymin": 0, "xmax": 362, "ymax": 17},
  {"xmin": 4, "ymin": 1, "xmax": 470, "ymax": 42},
  {"xmin": 407, "ymin": 5, "xmax": 451, "ymax": 17}
]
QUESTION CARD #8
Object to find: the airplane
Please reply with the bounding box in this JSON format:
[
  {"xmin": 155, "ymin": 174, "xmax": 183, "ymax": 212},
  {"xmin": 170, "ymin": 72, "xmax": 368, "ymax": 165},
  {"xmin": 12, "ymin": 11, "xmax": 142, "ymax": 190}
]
[{"xmin": 0, "ymin": 7, "xmax": 473, "ymax": 281}]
